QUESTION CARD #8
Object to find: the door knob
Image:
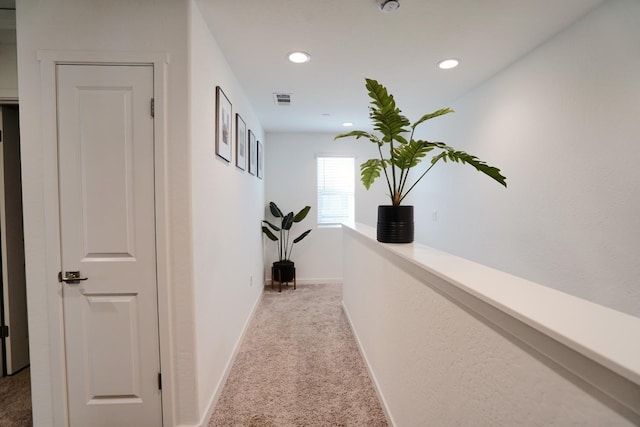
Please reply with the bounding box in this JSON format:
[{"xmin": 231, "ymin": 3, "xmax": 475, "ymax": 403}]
[{"xmin": 58, "ymin": 271, "xmax": 88, "ymax": 284}]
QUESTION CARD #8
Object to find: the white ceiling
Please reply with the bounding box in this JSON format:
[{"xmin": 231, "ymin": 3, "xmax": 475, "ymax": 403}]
[
  {"xmin": 197, "ymin": 0, "xmax": 605, "ymax": 133},
  {"xmin": 3, "ymin": 1, "xmax": 605, "ymax": 133}
]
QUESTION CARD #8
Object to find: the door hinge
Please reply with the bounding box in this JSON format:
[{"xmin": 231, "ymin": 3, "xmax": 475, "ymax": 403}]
[
  {"xmin": 1, "ymin": 325, "xmax": 8, "ymax": 338},
  {"xmin": 158, "ymin": 372, "xmax": 162, "ymax": 390},
  {"xmin": 151, "ymin": 98, "xmax": 155, "ymax": 118}
]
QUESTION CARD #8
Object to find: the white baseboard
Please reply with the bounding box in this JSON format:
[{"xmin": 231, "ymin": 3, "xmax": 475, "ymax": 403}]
[
  {"xmin": 342, "ymin": 301, "xmax": 397, "ymax": 427},
  {"xmin": 196, "ymin": 289, "xmax": 265, "ymax": 427}
]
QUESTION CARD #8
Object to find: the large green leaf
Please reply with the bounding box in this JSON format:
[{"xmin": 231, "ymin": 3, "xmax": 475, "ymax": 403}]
[
  {"xmin": 269, "ymin": 202, "xmax": 283, "ymax": 218},
  {"xmin": 365, "ymin": 78, "xmax": 410, "ymax": 144},
  {"xmin": 261, "ymin": 226, "xmax": 278, "ymax": 241},
  {"xmin": 454, "ymin": 152, "xmax": 507, "ymax": 187},
  {"xmin": 360, "ymin": 158, "xmax": 384, "ymax": 190},
  {"xmin": 411, "ymin": 108, "xmax": 454, "ymax": 129},
  {"xmin": 293, "ymin": 205, "xmax": 311, "ymax": 222},
  {"xmin": 281, "ymin": 212, "xmax": 294, "ymax": 230},
  {"xmin": 292, "ymin": 229, "xmax": 312, "ymax": 244},
  {"xmin": 430, "ymin": 151, "xmax": 447, "ymax": 165},
  {"xmin": 262, "ymin": 220, "xmax": 280, "ymax": 232},
  {"xmin": 370, "ymin": 109, "xmax": 409, "ymax": 144},
  {"xmin": 429, "ymin": 143, "xmax": 507, "ymax": 187},
  {"xmin": 334, "ymin": 130, "xmax": 380, "ymax": 144},
  {"xmin": 392, "ymin": 139, "xmax": 433, "ymax": 170},
  {"xmin": 365, "ymin": 78, "xmax": 395, "ymax": 112}
]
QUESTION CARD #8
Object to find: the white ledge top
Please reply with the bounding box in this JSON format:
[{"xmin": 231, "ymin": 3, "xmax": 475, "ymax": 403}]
[{"xmin": 344, "ymin": 223, "xmax": 640, "ymax": 386}]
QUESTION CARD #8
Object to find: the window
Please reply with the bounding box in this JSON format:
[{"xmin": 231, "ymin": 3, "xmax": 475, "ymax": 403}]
[{"xmin": 317, "ymin": 156, "xmax": 355, "ymax": 226}]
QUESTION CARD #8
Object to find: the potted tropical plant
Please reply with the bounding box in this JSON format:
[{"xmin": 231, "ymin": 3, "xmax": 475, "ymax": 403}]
[
  {"xmin": 335, "ymin": 78, "xmax": 507, "ymax": 243},
  {"xmin": 261, "ymin": 202, "xmax": 312, "ymax": 289}
]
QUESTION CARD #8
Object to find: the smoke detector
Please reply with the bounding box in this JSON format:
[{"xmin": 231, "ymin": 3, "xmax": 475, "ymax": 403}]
[{"xmin": 377, "ymin": 0, "xmax": 400, "ymax": 12}]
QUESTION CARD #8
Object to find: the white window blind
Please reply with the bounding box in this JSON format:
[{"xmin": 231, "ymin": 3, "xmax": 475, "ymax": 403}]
[{"xmin": 317, "ymin": 156, "xmax": 355, "ymax": 226}]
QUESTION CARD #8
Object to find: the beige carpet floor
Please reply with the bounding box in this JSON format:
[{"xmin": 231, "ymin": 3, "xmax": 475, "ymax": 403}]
[
  {"xmin": 208, "ymin": 283, "xmax": 388, "ymax": 427},
  {"xmin": 0, "ymin": 367, "xmax": 32, "ymax": 427}
]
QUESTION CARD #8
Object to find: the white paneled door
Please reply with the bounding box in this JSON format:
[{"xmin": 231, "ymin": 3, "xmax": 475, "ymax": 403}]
[{"xmin": 56, "ymin": 64, "xmax": 162, "ymax": 427}]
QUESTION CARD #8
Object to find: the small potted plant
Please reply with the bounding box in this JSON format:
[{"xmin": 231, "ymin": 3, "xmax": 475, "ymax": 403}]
[
  {"xmin": 262, "ymin": 202, "xmax": 312, "ymax": 289},
  {"xmin": 335, "ymin": 78, "xmax": 507, "ymax": 243}
]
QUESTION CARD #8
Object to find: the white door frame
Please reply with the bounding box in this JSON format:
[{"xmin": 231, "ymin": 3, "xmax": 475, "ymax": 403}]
[{"xmin": 38, "ymin": 50, "xmax": 174, "ymax": 426}]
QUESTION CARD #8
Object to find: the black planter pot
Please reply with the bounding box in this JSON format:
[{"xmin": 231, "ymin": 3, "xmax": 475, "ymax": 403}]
[
  {"xmin": 377, "ymin": 205, "xmax": 414, "ymax": 243},
  {"xmin": 272, "ymin": 260, "xmax": 296, "ymax": 283}
]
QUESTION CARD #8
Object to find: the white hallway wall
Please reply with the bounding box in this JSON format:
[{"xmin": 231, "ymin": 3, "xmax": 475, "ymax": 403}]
[
  {"xmin": 413, "ymin": 0, "xmax": 640, "ymax": 317},
  {"xmin": 189, "ymin": 2, "xmax": 265, "ymax": 422},
  {"xmin": 264, "ymin": 132, "xmax": 381, "ymax": 282},
  {"xmin": 266, "ymin": 0, "xmax": 640, "ymax": 317},
  {"xmin": 342, "ymin": 226, "xmax": 640, "ymax": 426}
]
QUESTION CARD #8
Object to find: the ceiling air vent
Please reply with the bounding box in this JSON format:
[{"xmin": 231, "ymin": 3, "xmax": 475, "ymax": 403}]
[{"xmin": 273, "ymin": 93, "xmax": 292, "ymax": 106}]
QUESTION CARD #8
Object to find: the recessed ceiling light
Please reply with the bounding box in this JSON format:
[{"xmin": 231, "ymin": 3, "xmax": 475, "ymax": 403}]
[
  {"xmin": 342, "ymin": 122, "xmax": 354, "ymax": 127},
  {"xmin": 288, "ymin": 51, "xmax": 311, "ymax": 64},
  {"xmin": 438, "ymin": 58, "xmax": 459, "ymax": 69}
]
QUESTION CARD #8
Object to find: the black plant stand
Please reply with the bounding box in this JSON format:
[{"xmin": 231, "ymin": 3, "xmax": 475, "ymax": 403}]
[{"xmin": 271, "ymin": 265, "xmax": 296, "ymax": 292}]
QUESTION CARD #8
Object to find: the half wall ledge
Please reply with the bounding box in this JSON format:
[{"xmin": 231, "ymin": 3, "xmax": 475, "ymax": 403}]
[{"xmin": 342, "ymin": 223, "xmax": 640, "ymax": 425}]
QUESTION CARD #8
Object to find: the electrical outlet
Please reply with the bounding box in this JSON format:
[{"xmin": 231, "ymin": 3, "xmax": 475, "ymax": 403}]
[{"xmin": 249, "ymin": 275, "xmax": 253, "ymax": 286}]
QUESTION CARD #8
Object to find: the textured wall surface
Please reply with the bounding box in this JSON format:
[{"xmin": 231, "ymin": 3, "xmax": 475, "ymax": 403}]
[
  {"xmin": 189, "ymin": 2, "xmax": 265, "ymax": 422},
  {"xmin": 342, "ymin": 226, "xmax": 639, "ymax": 426},
  {"xmin": 413, "ymin": 0, "xmax": 640, "ymax": 317}
]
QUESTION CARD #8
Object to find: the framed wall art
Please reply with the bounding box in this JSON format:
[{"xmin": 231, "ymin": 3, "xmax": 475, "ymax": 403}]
[
  {"xmin": 257, "ymin": 141, "xmax": 263, "ymax": 179},
  {"xmin": 248, "ymin": 129, "xmax": 257, "ymax": 175},
  {"xmin": 215, "ymin": 86, "xmax": 232, "ymax": 162},
  {"xmin": 235, "ymin": 114, "xmax": 247, "ymax": 170}
]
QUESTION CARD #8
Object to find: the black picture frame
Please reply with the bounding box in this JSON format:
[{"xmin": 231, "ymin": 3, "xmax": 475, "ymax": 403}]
[
  {"xmin": 248, "ymin": 130, "xmax": 257, "ymax": 175},
  {"xmin": 215, "ymin": 86, "xmax": 232, "ymax": 162},
  {"xmin": 235, "ymin": 114, "xmax": 247, "ymax": 170},
  {"xmin": 257, "ymin": 141, "xmax": 263, "ymax": 179}
]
